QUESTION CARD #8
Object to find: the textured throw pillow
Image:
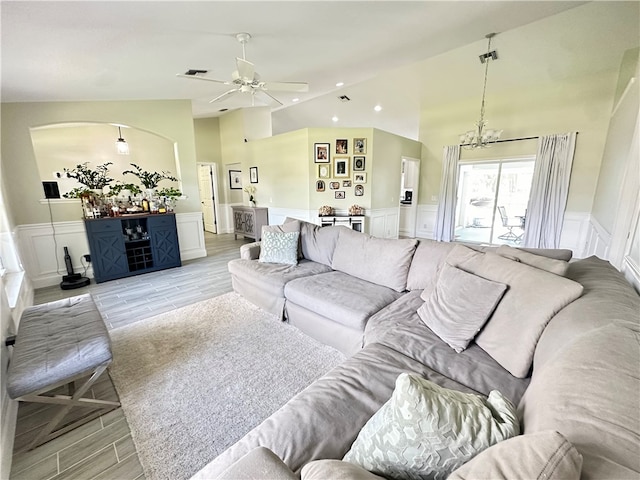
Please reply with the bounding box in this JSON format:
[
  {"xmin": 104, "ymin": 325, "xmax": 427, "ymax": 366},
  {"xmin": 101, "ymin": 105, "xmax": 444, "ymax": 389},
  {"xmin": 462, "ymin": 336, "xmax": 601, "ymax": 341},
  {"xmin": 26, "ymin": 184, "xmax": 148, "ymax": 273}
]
[
  {"xmin": 418, "ymin": 263, "xmax": 507, "ymax": 353},
  {"xmin": 264, "ymin": 219, "xmax": 302, "ymax": 259},
  {"xmin": 302, "ymin": 460, "xmax": 385, "ymax": 480},
  {"xmin": 496, "ymin": 245, "xmax": 569, "ymax": 276},
  {"xmin": 448, "ymin": 431, "xmax": 583, "ymax": 480},
  {"xmin": 258, "ymin": 231, "xmax": 300, "ymax": 265},
  {"xmin": 343, "ymin": 373, "xmax": 519, "ymax": 480},
  {"xmin": 446, "ymin": 245, "xmax": 584, "ymax": 378}
]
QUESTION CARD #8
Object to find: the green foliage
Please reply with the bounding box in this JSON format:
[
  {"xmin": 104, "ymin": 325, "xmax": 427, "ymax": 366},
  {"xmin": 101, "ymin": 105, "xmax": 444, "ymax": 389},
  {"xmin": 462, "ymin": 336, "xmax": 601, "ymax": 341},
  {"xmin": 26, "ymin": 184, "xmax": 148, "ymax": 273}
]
[
  {"xmin": 122, "ymin": 163, "xmax": 178, "ymax": 189},
  {"xmin": 109, "ymin": 183, "xmax": 142, "ymax": 197},
  {"xmin": 157, "ymin": 187, "xmax": 182, "ymax": 199},
  {"xmin": 64, "ymin": 162, "xmax": 113, "ymax": 189},
  {"xmin": 62, "ymin": 187, "xmax": 92, "ymax": 199}
]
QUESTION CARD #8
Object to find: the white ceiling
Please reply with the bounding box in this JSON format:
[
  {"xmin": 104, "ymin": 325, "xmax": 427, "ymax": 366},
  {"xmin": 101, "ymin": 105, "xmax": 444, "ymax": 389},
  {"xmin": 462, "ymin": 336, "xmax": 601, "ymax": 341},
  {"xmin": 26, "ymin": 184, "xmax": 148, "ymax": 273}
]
[{"xmin": 0, "ymin": 1, "xmax": 604, "ymax": 138}]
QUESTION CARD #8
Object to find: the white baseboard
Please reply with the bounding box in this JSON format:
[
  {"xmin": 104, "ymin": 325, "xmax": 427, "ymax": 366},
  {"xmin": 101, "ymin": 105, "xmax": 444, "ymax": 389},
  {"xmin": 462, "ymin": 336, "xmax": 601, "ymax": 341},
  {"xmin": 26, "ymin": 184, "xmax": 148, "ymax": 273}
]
[{"xmin": 17, "ymin": 213, "xmax": 206, "ymax": 288}]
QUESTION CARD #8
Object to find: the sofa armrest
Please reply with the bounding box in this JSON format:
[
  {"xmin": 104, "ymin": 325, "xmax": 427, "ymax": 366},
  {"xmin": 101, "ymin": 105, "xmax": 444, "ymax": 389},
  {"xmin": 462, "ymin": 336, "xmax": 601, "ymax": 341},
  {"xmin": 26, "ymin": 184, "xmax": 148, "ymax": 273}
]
[
  {"xmin": 213, "ymin": 447, "xmax": 298, "ymax": 480},
  {"xmin": 240, "ymin": 242, "xmax": 261, "ymax": 260}
]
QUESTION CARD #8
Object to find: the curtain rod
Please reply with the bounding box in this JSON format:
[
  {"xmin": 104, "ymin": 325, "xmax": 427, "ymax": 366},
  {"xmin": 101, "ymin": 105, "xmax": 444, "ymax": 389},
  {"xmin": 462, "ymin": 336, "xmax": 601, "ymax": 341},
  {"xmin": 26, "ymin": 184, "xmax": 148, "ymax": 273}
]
[{"xmin": 459, "ymin": 132, "xmax": 579, "ymax": 147}]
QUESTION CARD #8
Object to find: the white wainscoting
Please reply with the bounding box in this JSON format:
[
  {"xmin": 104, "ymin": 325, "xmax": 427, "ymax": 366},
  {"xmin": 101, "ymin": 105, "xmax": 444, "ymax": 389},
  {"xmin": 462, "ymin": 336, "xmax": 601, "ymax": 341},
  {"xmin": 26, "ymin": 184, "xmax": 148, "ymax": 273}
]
[
  {"xmin": 558, "ymin": 212, "xmax": 590, "ymax": 258},
  {"xmin": 368, "ymin": 208, "xmax": 399, "ymax": 239},
  {"xmin": 266, "ymin": 208, "xmax": 315, "ymax": 226},
  {"xmin": 17, "ymin": 213, "xmax": 206, "ymax": 289},
  {"xmin": 415, "ymin": 204, "xmax": 438, "ymax": 239},
  {"xmin": 583, "ymin": 215, "xmax": 611, "ymax": 260}
]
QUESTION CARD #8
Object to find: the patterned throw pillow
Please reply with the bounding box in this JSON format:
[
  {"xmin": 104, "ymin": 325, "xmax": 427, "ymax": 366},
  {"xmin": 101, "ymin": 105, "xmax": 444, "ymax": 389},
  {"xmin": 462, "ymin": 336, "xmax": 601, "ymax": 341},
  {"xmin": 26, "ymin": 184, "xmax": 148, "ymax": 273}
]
[
  {"xmin": 343, "ymin": 373, "xmax": 519, "ymax": 480},
  {"xmin": 259, "ymin": 231, "xmax": 300, "ymax": 265}
]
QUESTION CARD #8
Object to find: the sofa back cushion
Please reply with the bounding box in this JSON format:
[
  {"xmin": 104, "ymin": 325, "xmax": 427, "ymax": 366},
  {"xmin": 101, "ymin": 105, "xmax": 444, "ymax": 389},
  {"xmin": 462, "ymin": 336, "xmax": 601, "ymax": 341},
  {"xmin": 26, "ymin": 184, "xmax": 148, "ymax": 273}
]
[
  {"xmin": 518, "ymin": 321, "xmax": 640, "ymax": 478},
  {"xmin": 406, "ymin": 239, "xmax": 456, "ymax": 291},
  {"xmin": 332, "ymin": 229, "xmax": 418, "ymax": 292},
  {"xmin": 533, "ymin": 256, "xmax": 640, "ymax": 371},
  {"xmin": 447, "ymin": 245, "xmax": 584, "ymax": 378},
  {"xmin": 298, "ymin": 222, "xmax": 342, "ymax": 267}
]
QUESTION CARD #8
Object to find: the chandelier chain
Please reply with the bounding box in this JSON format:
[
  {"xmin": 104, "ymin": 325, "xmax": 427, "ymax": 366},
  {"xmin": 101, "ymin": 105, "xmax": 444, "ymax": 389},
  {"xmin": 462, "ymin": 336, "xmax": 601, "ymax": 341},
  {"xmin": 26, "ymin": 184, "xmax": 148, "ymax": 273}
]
[{"xmin": 478, "ymin": 35, "xmax": 492, "ymax": 127}]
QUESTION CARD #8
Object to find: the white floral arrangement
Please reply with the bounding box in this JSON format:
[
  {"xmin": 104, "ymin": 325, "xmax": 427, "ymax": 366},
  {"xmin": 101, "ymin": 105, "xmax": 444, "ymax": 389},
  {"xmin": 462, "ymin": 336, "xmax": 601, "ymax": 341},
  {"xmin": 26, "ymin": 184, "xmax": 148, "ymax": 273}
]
[
  {"xmin": 319, "ymin": 205, "xmax": 334, "ymax": 216},
  {"xmin": 243, "ymin": 186, "xmax": 256, "ymax": 203},
  {"xmin": 349, "ymin": 205, "xmax": 364, "ymax": 215}
]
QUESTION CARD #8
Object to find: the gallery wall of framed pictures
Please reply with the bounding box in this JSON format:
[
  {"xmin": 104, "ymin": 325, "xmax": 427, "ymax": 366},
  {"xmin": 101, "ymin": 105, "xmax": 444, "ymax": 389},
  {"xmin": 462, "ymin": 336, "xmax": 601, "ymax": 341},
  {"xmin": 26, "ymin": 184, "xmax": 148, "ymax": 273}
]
[{"xmin": 314, "ymin": 138, "xmax": 368, "ymax": 201}]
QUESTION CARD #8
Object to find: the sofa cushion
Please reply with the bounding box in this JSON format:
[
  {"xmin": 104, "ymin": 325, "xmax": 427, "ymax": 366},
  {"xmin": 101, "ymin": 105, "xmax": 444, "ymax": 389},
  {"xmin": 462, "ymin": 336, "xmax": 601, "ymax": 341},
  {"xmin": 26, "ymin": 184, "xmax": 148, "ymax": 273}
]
[
  {"xmin": 332, "ymin": 228, "xmax": 418, "ymax": 292},
  {"xmin": 496, "ymin": 245, "xmax": 569, "ymax": 276},
  {"xmin": 194, "ymin": 343, "xmax": 479, "ymax": 478},
  {"xmin": 302, "ymin": 460, "xmax": 384, "ymax": 480},
  {"xmin": 212, "ymin": 447, "xmax": 298, "ymax": 480},
  {"xmin": 418, "ymin": 263, "xmax": 507, "ymax": 353},
  {"xmin": 298, "ymin": 222, "xmax": 342, "ymax": 267},
  {"xmin": 343, "ymin": 373, "xmax": 519, "ymax": 480},
  {"xmin": 447, "ymin": 245, "xmax": 584, "ymax": 378},
  {"xmin": 519, "ymin": 321, "xmax": 640, "ymax": 479},
  {"xmin": 259, "ymin": 231, "xmax": 300, "ymax": 265},
  {"xmin": 533, "ymin": 256, "xmax": 640, "ymax": 371},
  {"xmin": 364, "ymin": 291, "xmax": 530, "ymax": 406},
  {"xmin": 406, "ymin": 239, "xmax": 456, "ymax": 291},
  {"xmin": 448, "ymin": 431, "xmax": 582, "ymax": 480},
  {"xmin": 269, "ymin": 218, "xmax": 302, "ymax": 258},
  {"xmin": 284, "ymin": 271, "xmax": 402, "ymax": 331}
]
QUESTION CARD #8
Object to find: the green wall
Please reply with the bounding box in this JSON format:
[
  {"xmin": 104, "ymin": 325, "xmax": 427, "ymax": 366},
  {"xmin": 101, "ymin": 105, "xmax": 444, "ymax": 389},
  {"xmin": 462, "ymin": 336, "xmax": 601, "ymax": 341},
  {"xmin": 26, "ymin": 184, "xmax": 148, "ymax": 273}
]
[{"xmin": 1, "ymin": 100, "xmax": 199, "ymax": 225}]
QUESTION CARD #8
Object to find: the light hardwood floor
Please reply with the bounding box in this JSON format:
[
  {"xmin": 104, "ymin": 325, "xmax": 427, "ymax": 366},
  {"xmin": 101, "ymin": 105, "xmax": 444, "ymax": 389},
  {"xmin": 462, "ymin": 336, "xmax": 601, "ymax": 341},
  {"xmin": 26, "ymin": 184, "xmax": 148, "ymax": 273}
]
[{"xmin": 10, "ymin": 233, "xmax": 252, "ymax": 480}]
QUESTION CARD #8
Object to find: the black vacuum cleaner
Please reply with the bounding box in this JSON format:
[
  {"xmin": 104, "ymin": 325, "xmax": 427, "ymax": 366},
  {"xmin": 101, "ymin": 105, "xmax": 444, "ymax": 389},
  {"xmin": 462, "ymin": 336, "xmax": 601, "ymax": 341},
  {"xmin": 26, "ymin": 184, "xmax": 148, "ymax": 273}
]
[{"xmin": 60, "ymin": 246, "xmax": 90, "ymax": 290}]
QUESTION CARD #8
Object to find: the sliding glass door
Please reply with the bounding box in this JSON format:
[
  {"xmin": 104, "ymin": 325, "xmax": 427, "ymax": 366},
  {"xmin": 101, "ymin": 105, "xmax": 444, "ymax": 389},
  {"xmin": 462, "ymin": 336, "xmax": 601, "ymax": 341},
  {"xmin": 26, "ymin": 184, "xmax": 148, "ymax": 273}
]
[{"xmin": 454, "ymin": 159, "xmax": 534, "ymax": 245}]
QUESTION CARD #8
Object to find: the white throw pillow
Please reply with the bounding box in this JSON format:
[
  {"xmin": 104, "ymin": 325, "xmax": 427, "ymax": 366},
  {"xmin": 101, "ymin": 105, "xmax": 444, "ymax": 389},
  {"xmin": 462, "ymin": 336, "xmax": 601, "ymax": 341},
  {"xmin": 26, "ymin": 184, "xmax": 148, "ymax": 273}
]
[
  {"xmin": 343, "ymin": 373, "xmax": 519, "ymax": 480},
  {"xmin": 258, "ymin": 231, "xmax": 300, "ymax": 265}
]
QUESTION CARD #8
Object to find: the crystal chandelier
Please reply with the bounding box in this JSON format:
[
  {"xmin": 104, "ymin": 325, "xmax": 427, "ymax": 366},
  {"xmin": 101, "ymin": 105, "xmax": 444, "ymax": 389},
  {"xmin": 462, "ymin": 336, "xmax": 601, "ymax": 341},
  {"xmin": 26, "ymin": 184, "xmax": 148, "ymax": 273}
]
[{"xmin": 459, "ymin": 33, "xmax": 503, "ymax": 149}]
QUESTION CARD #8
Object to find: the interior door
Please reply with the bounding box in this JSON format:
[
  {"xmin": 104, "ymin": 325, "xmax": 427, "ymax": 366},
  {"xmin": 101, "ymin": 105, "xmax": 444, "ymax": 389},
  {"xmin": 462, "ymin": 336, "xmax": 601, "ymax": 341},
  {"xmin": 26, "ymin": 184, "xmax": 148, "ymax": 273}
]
[{"xmin": 198, "ymin": 164, "xmax": 217, "ymax": 233}]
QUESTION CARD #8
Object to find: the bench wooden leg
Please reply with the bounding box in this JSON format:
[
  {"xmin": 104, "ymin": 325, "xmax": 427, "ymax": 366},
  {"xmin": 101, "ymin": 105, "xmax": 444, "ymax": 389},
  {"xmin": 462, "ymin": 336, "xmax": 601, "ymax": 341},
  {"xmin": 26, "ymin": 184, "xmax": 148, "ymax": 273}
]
[{"xmin": 15, "ymin": 363, "xmax": 121, "ymax": 453}]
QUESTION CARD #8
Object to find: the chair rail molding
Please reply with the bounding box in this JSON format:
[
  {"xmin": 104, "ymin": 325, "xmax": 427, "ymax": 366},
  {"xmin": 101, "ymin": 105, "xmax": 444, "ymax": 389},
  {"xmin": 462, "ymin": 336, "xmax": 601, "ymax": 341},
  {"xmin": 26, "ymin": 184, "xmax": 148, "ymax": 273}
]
[{"xmin": 16, "ymin": 213, "xmax": 205, "ymax": 289}]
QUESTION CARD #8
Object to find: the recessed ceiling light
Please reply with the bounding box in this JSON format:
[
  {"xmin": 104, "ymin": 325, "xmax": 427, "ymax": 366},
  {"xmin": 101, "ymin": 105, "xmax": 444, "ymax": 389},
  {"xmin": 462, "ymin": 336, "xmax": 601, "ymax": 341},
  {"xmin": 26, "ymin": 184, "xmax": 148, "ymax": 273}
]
[
  {"xmin": 332, "ymin": 116, "xmax": 339, "ymax": 122},
  {"xmin": 292, "ymin": 98, "xmax": 299, "ymax": 102},
  {"xmin": 335, "ymin": 82, "xmax": 344, "ymax": 87},
  {"xmin": 374, "ymin": 105, "xmax": 382, "ymax": 112}
]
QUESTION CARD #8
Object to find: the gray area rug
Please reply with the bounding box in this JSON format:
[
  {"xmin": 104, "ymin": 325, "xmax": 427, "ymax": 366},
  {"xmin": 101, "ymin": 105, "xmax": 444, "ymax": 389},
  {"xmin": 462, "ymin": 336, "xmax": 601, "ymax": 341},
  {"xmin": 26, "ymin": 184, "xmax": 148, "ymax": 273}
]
[{"xmin": 108, "ymin": 292, "xmax": 346, "ymax": 480}]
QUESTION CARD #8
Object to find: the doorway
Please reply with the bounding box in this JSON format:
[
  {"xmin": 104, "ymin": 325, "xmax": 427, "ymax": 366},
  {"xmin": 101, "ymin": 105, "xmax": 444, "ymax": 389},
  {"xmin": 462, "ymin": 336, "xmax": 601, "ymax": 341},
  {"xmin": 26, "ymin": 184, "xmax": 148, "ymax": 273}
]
[
  {"xmin": 197, "ymin": 163, "xmax": 219, "ymax": 234},
  {"xmin": 399, "ymin": 157, "xmax": 420, "ymax": 237},
  {"xmin": 454, "ymin": 158, "xmax": 534, "ymax": 245}
]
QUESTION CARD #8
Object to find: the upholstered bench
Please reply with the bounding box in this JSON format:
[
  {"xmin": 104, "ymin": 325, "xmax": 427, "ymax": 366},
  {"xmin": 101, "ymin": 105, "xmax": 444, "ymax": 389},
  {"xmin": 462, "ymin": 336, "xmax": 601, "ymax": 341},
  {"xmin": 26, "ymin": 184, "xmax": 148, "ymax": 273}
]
[{"xmin": 7, "ymin": 294, "xmax": 120, "ymax": 452}]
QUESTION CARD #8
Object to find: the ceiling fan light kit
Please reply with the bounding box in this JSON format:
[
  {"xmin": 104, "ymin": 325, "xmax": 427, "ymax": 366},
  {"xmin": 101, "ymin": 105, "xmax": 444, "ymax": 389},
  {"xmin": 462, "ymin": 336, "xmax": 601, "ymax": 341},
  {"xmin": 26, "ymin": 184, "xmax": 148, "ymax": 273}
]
[
  {"xmin": 116, "ymin": 126, "xmax": 130, "ymax": 155},
  {"xmin": 459, "ymin": 33, "xmax": 503, "ymax": 149},
  {"xmin": 177, "ymin": 32, "xmax": 309, "ymax": 107}
]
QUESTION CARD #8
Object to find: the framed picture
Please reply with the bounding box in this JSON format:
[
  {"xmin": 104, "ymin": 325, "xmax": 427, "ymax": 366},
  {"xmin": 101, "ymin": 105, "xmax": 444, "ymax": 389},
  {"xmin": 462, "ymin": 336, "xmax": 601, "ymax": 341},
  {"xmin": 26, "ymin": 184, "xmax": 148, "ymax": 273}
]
[
  {"xmin": 334, "ymin": 157, "xmax": 350, "ymax": 178},
  {"xmin": 335, "ymin": 191, "xmax": 346, "ymax": 199},
  {"xmin": 316, "ymin": 180, "xmax": 325, "ymax": 192},
  {"xmin": 353, "ymin": 156, "xmax": 366, "ymax": 171},
  {"xmin": 354, "ymin": 138, "xmax": 367, "ymax": 154},
  {"xmin": 335, "ymin": 139, "xmax": 348, "ymax": 154},
  {"xmin": 355, "ymin": 184, "xmax": 364, "ymax": 197},
  {"xmin": 354, "ymin": 172, "xmax": 367, "ymax": 184},
  {"xmin": 249, "ymin": 166, "xmax": 258, "ymax": 184},
  {"xmin": 229, "ymin": 170, "xmax": 242, "ymax": 189},
  {"xmin": 342, "ymin": 180, "xmax": 352, "ymax": 187},
  {"xmin": 318, "ymin": 163, "xmax": 331, "ymax": 179},
  {"xmin": 314, "ymin": 143, "xmax": 330, "ymax": 163},
  {"xmin": 329, "ymin": 181, "xmax": 340, "ymax": 190}
]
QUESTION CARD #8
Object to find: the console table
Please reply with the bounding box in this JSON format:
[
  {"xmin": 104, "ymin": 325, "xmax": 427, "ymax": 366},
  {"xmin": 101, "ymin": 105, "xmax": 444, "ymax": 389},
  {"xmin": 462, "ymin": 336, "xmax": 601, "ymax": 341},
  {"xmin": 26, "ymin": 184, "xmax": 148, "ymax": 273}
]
[
  {"xmin": 84, "ymin": 213, "xmax": 181, "ymax": 283},
  {"xmin": 318, "ymin": 215, "xmax": 365, "ymax": 233},
  {"xmin": 232, "ymin": 206, "xmax": 269, "ymax": 240}
]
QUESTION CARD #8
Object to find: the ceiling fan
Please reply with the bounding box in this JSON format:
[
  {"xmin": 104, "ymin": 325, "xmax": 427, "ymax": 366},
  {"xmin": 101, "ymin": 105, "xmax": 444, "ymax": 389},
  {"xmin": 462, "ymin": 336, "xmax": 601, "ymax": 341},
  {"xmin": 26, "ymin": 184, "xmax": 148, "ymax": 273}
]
[{"xmin": 177, "ymin": 32, "xmax": 309, "ymax": 106}]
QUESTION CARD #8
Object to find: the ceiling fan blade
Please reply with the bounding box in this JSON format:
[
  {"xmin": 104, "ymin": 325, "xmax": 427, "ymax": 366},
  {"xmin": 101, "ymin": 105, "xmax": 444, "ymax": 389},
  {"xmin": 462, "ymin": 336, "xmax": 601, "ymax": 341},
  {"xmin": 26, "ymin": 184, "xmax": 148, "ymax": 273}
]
[
  {"xmin": 236, "ymin": 57, "xmax": 255, "ymax": 82},
  {"xmin": 258, "ymin": 90, "xmax": 283, "ymax": 106},
  {"xmin": 176, "ymin": 73, "xmax": 229, "ymax": 85},
  {"xmin": 209, "ymin": 88, "xmax": 239, "ymax": 103},
  {"xmin": 262, "ymin": 81, "xmax": 309, "ymax": 93}
]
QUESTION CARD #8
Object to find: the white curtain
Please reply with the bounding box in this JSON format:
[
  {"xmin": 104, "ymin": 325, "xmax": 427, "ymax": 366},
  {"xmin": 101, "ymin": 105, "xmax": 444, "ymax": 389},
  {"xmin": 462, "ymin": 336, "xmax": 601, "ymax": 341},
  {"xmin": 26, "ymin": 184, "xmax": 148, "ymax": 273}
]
[
  {"xmin": 522, "ymin": 132, "xmax": 577, "ymax": 248},
  {"xmin": 434, "ymin": 145, "xmax": 460, "ymax": 242}
]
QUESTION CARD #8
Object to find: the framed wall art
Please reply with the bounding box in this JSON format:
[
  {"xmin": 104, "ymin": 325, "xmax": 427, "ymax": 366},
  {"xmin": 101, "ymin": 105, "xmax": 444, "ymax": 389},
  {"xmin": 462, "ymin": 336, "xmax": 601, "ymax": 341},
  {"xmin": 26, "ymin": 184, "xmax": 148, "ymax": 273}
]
[
  {"xmin": 342, "ymin": 180, "xmax": 352, "ymax": 187},
  {"xmin": 353, "ymin": 156, "xmax": 365, "ymax": 171},
  {"xmin": 354, "ymin": 138, "xmax": 367, "ymax": 154},
  {"xmin": 316, "ymin": 180, "xmax": 325, "ymax": 192},
  {"xmin": 334, "ymin": 157, "xmax": 350, "ymax": 178},
  {"xmin": 329, "ymin": 181, "xmax": 340, "ymax": 190},
  {"xmin": 355, "ymin": 184, "xmax": 364, "ymax": 196},
  {"xmin": 229, "ymin": 170, "xmax": 242, "ymax": 189},
  {"xmin": 335, "ymin": 191, "xmax": 346, "ymax": 200},
  {"xmin": 354, "ymin": 172, "xmax": 367, "ymax": 184},
  {"xmin": 250, "ymin": 166, "xmax": 259, "ymax": 183},
  {"xmin": 336, "ymin": 139, "xmax": 348, "ymax": 154},
  {"xmin": 318, "ymin": 163, "xmax": 331, "ymax": 179},
  {"xmin": 314, "ymin": 143, "xmax": 330, "ymax": 163}
]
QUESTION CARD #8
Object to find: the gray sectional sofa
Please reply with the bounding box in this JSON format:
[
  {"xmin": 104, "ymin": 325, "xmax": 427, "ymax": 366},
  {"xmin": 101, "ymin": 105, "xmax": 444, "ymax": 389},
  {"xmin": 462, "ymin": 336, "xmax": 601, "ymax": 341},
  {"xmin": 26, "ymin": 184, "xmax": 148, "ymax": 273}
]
[{"xmin": 193, "ymin": 218, "xmax": 640, "ymax": 480}]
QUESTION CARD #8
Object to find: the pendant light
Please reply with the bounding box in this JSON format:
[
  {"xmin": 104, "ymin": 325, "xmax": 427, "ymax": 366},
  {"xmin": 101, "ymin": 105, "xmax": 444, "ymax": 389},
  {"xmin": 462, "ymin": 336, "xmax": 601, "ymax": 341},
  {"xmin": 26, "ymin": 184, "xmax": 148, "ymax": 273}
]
[
  {"xmin": 459, "ymin": 33, "xmax": 503, "ymax": 149},
  {"xmin": 116, "ymin": 126, "xmax": 130, "ymax": 155}
]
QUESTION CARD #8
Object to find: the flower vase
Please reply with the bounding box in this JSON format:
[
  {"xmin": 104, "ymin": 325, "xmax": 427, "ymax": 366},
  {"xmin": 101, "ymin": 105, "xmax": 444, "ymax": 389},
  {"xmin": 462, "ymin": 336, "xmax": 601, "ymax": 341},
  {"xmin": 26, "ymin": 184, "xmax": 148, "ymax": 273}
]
[{"xmin": 250, "ymin": 200, "xmax": 256, "ymax": 208}]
